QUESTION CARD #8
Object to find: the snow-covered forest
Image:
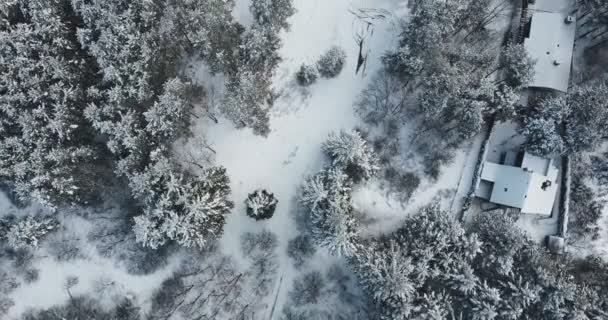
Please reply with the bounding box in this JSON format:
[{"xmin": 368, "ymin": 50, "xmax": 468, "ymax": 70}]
[{"xmin": 1, "ymin": 0, "xmax": 608, "ymax": 319}]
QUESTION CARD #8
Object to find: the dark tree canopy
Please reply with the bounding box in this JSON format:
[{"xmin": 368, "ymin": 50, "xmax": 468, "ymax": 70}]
[
  {"xmin": 520, "ymin": 78, "xmax": 608, "ymax": 156},
  {"xmin": 351, "ymin": 205, "xmax": 608, "ymax": 319}
]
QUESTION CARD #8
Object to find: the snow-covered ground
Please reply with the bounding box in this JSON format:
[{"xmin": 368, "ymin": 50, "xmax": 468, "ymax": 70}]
[
  {"xmin": 5, "ymin": 212, "xmax": 180, "ymax": 319},
  {"xmin": 200, "ymin": 0, "xmax": 405, "ymax": 314}
]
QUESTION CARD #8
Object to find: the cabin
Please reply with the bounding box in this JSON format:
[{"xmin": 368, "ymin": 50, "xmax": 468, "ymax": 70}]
[
  {"xmin": 522, "ymin": 0, "xmax": 576, "ymax": 92},
  {"xmin": 475, "ymin": 152, "xmax": 559, "ymax": 216}
]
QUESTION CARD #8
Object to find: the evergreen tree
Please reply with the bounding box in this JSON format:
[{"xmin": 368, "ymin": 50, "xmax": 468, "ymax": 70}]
[
  {"xmin": 250, "ymin": 0, "xmax": 296, "ymax": 33},
  {"xmin": 0, "ymin": 1, "xmax": 101, "ymax": 206},
  {"xmin": 500, "ymin": 43, "xmax": 536, "ymax": 89},
  {"xmin": 219, "ymin": 0, "xmax": 294, "ymax": 136},
  {"xmin": 131, "ymin": 156, "xmax": 233, "ymax": 249},
  {"xmin": 1, "ymin": 216, "xmax": 59, "ymax": 249},
  {"xmin": 300, "ymin": 168, "xmax": 359, "ymax": 256},
  {"xmin": 245, "ymin": 189, "xmax": 278, "ymax": 220},
  {"xmin": 520, "ymin": 78, "xmax": 608, "ymax": 156},
  {"xmin": 322, "ymin": 130, "xmax": 379, "ymax": 182}
]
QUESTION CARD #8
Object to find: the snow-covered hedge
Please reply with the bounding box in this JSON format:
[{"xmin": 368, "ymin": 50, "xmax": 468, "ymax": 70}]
[{"xmin": 296, "ymin": 63, "xmax": 319, "ymax": 86}]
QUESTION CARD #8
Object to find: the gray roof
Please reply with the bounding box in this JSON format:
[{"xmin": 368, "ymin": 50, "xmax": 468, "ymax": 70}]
[
  {"xmin": 477, "ymin": 153, "xmax": 559, "ymax": 216},
  {"xmin": 524, "ymin": 11, "xmax": 576, "ymax": 92}
]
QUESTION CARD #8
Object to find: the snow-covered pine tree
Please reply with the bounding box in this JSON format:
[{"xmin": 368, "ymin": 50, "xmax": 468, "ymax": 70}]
[
  {"xmin": 222, "ymin": 70, "xmax": 273, "ymax": 136},
  {"xmin": 0, "ymin": 1, "xmax": 101, "ymax": 206},
  {"xmin": 520, "ymin": 79, "xmax": 608, "ymax": 156},
  {"xmin": 245, "ymin": 189, "xmax": 278, "ymax": 220},
  {"xmin": 219, "ymin": 1, "xmax": 295, "ymax": 136},
  {"xmin": 317, "ymin": 46, "xmax": 347, "ymax": 78},
  {"xmin": 499, "ymin": 43, "xmax": 536, "ymax": 89},
  {"xmin": 1, "ymin": 216, "xmax": 59, "ymax": 249},
  {"xmin": 295, "ymin": 63, "xmax": 319, "ymax": 86},
  {"xmin": 562, "ymin": 80, "xmax": 608, "ymax": 153},
  {"xmin": 350, "ymin": 204, "xmax": 482, "ymax": 319},
  {"xmin": 322, "ymin": 130, "xmax": 379, "ymax": 182},
  {"xmin": 520, "ymin": 116, "xmax": 564, "ymax": 157},
  {"xmin": 250, "ymin": 0, "xmax": 295, "ymax": 33},
  {"xmin": 355, "ymin": 241, "xmax": 418, "ymax": 319},
  {"xmin": 300, "ymin": 168, "xmax": 359, "ymax": 257},
  {"xmin": 144, "ymin": 78, "xmax": 193, "ymax": 142},
  {"xmin": 131, "ymin": 156, "xmax": 233, "ymax": 249}
]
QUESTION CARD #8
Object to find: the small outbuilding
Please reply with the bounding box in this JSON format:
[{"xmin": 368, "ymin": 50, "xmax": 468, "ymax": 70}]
[{"xmin": 523, "ymin": 0, "xmax": 576, "ymax": 92}]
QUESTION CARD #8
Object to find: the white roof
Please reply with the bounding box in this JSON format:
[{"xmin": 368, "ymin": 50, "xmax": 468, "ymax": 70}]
[
  {"xmin": 524, "ymin": 12, "xmax": 576, "ymax": 92},
  {"xmin": 482, "ymin": 162, "xmax": 531, "ymax": 209},
  {"xmin": 521, "ymin": 152, "xmax": 559, "ymax": 180},
  {"xmin": 478, "ymin": 153, "xmax": 559, "ymax": 215},
  {"xmin": 522, "ymin": 173, "xmax": 558, "ymax": 214},
  {"xmin": 533, "ymin": 0, "xmax": 573, "ymax": 13}
]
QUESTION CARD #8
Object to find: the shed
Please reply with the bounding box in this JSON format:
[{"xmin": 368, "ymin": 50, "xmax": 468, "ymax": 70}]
[{"xmin": 523, "ymin": 11, "xmax": 576, "ymax": 92}]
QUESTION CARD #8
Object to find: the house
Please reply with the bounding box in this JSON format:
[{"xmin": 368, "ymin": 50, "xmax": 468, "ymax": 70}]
[
  {"xmin": 475, "ymin": 152, "xmax": 559, "ymax": 216},
  {"xmin": 523, "ymin": 0, "xmax": 576, "ymax": 92}
]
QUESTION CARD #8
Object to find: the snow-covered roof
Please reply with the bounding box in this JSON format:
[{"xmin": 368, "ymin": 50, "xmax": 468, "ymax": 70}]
[
  {"xmin": 524, "ymin": 11, "xmax": 576, "ymax": 92},
  {"xmin": 533, "ymin": 0, "xmax": 572, "ymax": 13},
  {"xmin": 477, "ymin": 152, "xmax": 559, "ymax": 215}
]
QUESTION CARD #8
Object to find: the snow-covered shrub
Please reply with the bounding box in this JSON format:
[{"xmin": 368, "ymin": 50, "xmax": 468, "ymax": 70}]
[
  {"xmin": 245, "ymin": 189, "xmax": 278, "ymax": 220},
  {"xmin": 287, "ymin": 234, "xmax": 316, "ymax": 267},
  {"xmin": 317, "ymin": 46, "xmax": 346, "ymax": 78},
  {"xmin": 295, "ymin": 63, "xmax": 318, "ymax": 86},
  {"xmin": 322, "ymin": 130, "xmax": 379, "ymax": 182},
  {"xmin": 1, "ymin": 216, "xmax": 59, "ymax": 249}
]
